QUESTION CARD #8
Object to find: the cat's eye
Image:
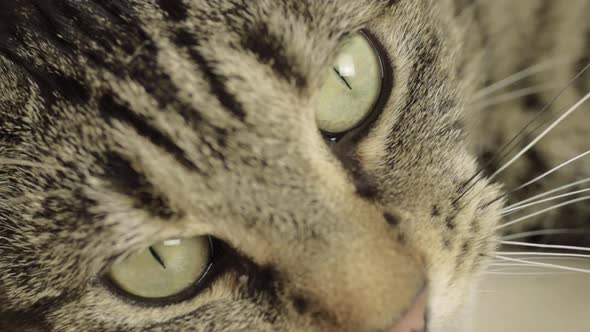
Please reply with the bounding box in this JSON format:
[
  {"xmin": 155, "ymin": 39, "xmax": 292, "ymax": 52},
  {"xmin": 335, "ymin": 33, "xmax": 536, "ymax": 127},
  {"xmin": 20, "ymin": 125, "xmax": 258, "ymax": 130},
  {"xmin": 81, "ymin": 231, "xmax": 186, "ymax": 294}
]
[
  {"xmin": 108, "ymin": 236, "xmax": 212, "ymax": 301},
  {"xmin": 315, "ymin": 31, "xmax": 385, "ymax": 134}
]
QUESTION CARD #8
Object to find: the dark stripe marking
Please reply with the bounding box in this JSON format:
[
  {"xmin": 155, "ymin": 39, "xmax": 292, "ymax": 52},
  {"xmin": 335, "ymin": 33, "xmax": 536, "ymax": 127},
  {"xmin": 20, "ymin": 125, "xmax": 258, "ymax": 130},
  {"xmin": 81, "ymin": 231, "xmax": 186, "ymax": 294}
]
[
  {"xmin": 523, "ymin": 146, "xmax": 548, "ymax": 178},
  {"xmin": 48, "ymin": 73, "xmax": 91, "ymax": 104},
  {"xmin": 155, "ymin": 0, "xmax": 188, "ymax": 22},
  {"xmin": 574, "ymin": 22, "xmax": 590, "ymax": 95},
  {"xmin": 455, "ymin": 241, "xmax": 471, "ymax": 270},
  {"xmin": 126, "ymin": 41, "xmax": 181, "ymax": 108},
  {"xmin": 330, "ymin": 137, "xmax": 381, "ymax": 200},
  {"xmin": 101, "ymin": 151, "xmax": 176, "ymax": 219},
  {"xmin": 292, "ymin": 296, "xmax": 308, "ymax": 315},
  {"xmin": 431, "ymin": 205, "xmax": 441, "ymax": 217},
  {"xmin": 384, "ymin": 212, "xmax": 400, "ymax": 226},
  {"xmin": 185, "ymin": 38, "xmax": 247, "ymax": 121},
  {"xmin": 522, "ymin": 88, "xmax": 545, "ymax": 111},
  {"xmin": 242, "ymin": 24, "xmax": 307, "ymax": 88},
  {"xmin": 98, "ymin": 94, "xmax": 201, "ymax": 172},
  {"xmin": 519, "ymin": 0, "xmax": 552, "ymax": 112},
  {"xmin": 445, "ymin": 215, "xmax": 456, "ymax": 230}
]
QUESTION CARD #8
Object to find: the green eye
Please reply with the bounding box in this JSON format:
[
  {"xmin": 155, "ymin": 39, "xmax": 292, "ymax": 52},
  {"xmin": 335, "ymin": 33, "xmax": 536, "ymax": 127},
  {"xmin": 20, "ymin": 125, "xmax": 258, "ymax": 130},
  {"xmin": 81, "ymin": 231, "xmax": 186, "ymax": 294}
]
[
  {"xmin": 108, "ymin": 236, "xmax": 212, "ymax": 300},
  {"xmin": 315, "ymin": 31, "xmax": 384, "ymax": 134}
]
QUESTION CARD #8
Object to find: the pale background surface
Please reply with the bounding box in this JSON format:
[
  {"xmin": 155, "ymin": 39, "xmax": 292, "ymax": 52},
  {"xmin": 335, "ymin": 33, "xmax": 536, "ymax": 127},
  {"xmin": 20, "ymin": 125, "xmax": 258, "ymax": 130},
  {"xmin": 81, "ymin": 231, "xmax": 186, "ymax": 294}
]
[{"xmin": 472, "ymin": 257, "xmax": 590, "ymax": 332}]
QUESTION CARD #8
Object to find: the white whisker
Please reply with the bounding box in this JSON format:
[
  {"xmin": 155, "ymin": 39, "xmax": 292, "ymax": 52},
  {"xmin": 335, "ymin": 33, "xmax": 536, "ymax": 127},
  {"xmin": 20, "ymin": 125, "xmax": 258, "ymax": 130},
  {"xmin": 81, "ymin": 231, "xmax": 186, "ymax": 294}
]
[
  {"xmin": 507, "ymin": 178, "xmax": 590, "ymax": 209},
  {"xmin": 501, "ymin": 241, "xmax": 590, "ymax": 252},
  {"xmin": 490, "ymin": 91, "xmax": 590, "ymax": 180},
  {"xmin": 485, "ymin": 266, "xmax": 579, "ymax": 275},
  {"xmin": 502, "ymin": 187, "xmax": 590, "ymax": 215},
  {"xmin": 487, "ymin": 260, "xmax": 585, "ymax": 271},
  {"xmin": 495, "ymin": 252, "xmax": 590, "ymax": 259},
  {"xmin": 497, "ymin": 195, "xmax": 590, "ymax": 230},
  {"xmin": 494, "ymin": 255, "xmax": 590, "ymax": 273},
  {"xmin": 470, "ymin": 83, "xmax": 559, "ymax": 110},
  {"xmin": 488, "ymin": 261, "xmax": 529, "ymax": 267},
  {"xmin": 486, "ymin": 265, "xmax": 552, "ymax": 272},
  {"xmin": 508, "ymin": 150, "xmax": 590, "ymax": 194},
  {"xmin": 487, "ymin": 262, "xmax": 541, "ymax": 267},
  {"xmin": 472, "ymin": 58, "xmax": 571, "ymax": 100},
  {"xmin": 502, "ymin": 228, "xmax": 588, "ymax": 240},
  {"xmin": 467, "ymin": 64, "xmax": 590, "ymax": 209},
  {"xmin": 484, "ymin": 271, "xmax": 574, "ymax": 275}
]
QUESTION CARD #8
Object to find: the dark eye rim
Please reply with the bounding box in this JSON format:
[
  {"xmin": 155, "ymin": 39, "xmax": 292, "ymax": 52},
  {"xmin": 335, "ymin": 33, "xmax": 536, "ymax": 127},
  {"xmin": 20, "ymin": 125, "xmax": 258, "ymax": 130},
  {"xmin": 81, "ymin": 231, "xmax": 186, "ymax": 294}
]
[
  {"xmin": 321, "ymin": 28, "xmax": 394, "ymax": 143},
  {"xmin": 102, "ymin": 236, "xmax": 227, "ymax": 307}
]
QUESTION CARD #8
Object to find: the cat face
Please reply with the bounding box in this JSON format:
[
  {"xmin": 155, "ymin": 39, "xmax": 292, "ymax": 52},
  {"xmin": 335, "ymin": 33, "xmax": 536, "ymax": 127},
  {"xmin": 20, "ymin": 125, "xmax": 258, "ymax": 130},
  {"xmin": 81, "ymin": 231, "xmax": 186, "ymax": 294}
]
[{"xmin": 0, "ymin": 1, "xmax": 502, "ymax": 331}]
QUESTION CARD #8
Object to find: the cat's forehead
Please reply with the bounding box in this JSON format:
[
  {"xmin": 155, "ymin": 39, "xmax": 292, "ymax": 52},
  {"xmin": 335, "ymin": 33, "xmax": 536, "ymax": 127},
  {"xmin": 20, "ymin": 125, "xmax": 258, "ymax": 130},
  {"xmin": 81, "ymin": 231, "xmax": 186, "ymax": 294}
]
[
  {"xmin": 110, "ymin": 0, "xmax": 391, "ymax": 99},
  {"xmin": 2, "ymin": 1, "xmax": 445, "ymax": 128},
  {"xmin": 0, "ymin": 0, "xmax": 459, "ymax": 181},
  {"xmin": 1, "ymin": 0, "xmax": 461, "ymax": 199}
]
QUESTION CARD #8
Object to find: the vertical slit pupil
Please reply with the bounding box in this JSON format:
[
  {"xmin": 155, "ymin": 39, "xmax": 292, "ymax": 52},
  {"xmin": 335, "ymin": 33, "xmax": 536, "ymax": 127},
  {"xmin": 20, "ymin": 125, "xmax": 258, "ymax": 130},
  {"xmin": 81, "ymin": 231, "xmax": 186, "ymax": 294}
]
[{"xmin": 149, "ymin": 246, "xmax": 167, "ymax": 269}]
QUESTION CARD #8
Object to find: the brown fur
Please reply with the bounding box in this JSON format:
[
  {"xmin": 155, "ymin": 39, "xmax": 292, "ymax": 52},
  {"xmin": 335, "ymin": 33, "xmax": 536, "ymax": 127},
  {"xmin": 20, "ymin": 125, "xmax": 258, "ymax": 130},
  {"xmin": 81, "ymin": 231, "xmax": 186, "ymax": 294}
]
[{"xmin": 0, "ymin": 0, "xmax": 588, "ymax": 331}]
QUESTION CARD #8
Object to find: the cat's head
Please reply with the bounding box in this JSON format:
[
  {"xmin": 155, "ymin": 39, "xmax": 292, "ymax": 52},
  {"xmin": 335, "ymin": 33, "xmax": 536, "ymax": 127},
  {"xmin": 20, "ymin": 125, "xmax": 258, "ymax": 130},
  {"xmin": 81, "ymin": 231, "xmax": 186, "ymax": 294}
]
[{"xmin": 0, "ymin": 1, "xmax": 502, "ymax": 331}]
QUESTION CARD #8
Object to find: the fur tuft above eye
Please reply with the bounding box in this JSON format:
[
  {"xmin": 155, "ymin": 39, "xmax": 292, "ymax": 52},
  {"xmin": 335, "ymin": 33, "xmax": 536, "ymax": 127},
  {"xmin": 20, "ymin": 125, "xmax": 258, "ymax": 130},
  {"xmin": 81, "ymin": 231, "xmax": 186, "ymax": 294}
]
[{"xmin": 314, "ymin": 31, "xmax": 385, "ymax": 134}]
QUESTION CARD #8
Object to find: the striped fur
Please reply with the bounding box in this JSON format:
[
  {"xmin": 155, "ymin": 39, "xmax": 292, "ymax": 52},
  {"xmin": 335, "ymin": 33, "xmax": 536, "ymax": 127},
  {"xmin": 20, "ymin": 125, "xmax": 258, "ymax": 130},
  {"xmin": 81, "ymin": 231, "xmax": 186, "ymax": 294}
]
[{"xmin": 0, "ymin": 0, "xmax": 588, "ymax": 331}]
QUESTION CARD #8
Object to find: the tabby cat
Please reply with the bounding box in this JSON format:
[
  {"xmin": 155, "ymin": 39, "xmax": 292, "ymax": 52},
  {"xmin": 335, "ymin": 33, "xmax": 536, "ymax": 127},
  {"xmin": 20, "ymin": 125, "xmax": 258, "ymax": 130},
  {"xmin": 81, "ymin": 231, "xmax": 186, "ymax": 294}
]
[{"xmin": 0, "ymin": 0, "xmax": 588, "ymax": 331}]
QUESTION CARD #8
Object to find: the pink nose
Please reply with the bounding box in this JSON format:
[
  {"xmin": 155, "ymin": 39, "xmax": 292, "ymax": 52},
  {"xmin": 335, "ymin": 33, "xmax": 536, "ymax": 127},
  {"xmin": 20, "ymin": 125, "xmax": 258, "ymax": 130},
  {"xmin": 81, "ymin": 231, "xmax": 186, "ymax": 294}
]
[{"xmin": 388, "ymin": 290, "xmax": 428, "ymax": 332}]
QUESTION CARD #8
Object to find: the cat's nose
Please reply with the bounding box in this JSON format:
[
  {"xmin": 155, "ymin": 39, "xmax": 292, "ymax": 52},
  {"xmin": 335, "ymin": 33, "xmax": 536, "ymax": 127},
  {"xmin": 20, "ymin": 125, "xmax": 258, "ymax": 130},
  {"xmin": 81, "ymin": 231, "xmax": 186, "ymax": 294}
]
[
  {"xmin": 287, "ymin": 209, "xmax": 427, "ymax": 332},
  {"xmin": 387, "ymin": 289, "xmax": 428, "ymax": 332}
]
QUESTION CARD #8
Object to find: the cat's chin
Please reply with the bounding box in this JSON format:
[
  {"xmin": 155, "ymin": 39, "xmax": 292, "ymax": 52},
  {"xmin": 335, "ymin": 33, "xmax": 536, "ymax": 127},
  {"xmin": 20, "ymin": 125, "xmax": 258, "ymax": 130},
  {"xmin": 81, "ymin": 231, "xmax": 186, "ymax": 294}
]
[{"xmin": 387, "ymin": 289, "xmax": 428, "ymax": 332}]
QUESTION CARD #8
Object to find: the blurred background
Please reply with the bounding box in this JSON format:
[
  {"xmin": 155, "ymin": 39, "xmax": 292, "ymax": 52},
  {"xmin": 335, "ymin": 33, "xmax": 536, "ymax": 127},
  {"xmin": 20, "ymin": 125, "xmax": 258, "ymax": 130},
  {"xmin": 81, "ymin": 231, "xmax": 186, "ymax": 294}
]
[{"xmin": 472, "ymin": 257, "xmax": 590, "ymax": 331}]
